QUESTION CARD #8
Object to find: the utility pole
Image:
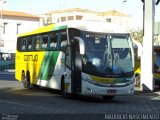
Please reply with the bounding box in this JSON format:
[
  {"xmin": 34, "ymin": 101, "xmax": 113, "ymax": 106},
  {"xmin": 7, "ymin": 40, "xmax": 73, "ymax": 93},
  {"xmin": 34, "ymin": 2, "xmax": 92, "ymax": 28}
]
[
  {"xmin": 141, "ymin": 0, "xmax": 155, "ymax": 91},
  {"xmin": 0, "ymin": 0, "xmax": 6, "ymax": 52},
  {"xmin": 120, "ymin": 0, "xmax": 127, "ymax": 26}
]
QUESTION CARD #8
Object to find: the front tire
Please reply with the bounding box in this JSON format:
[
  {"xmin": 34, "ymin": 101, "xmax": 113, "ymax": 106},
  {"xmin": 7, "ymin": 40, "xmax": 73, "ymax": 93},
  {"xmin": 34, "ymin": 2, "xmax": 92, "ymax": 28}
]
[
  {"xmin": 61, "ymin": 78, "xmax": 67, "ymax": 97},
  {"xmin": 61, "ymin": 78, "xmax": 71, "ymax": 98}
]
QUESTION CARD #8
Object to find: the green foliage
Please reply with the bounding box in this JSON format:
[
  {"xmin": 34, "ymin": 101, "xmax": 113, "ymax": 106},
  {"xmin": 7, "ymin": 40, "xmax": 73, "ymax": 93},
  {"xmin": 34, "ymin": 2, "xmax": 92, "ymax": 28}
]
[{"xmin": 130, "ymin": 29, "xmax": 143, "ymax": 43}]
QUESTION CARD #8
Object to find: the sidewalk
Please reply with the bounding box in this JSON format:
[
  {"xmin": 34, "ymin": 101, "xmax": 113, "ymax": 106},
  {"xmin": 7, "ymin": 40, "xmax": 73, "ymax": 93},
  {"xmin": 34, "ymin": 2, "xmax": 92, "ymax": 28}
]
[{"xmin": 135, "ymin": 86, "xmax": 160, "ymax": 96}]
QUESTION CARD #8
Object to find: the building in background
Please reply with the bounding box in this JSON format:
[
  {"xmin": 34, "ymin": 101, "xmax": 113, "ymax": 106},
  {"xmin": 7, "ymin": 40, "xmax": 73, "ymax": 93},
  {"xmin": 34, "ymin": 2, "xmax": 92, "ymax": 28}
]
[
  {"xmin": 0, "ymin": 10, "xmax": 40, "ymax": 53},
  {"xmin": 40, "ymin": 8, "xmax": 132, "ymax": 30},
  {"xmin": 0, "ymin": 8, "xmax": 132, "ymax": 53}
]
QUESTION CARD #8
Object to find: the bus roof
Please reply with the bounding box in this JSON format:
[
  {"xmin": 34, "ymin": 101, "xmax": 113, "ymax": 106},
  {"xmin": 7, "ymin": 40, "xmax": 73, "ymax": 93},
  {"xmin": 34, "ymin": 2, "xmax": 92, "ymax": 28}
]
[
  {"xmin": 18, "ymin": 24, "xmax": 67, "ymax": 37},
  {"xmin": 18, "ymin": 20, "xmax": 129, "ymax": 37}
]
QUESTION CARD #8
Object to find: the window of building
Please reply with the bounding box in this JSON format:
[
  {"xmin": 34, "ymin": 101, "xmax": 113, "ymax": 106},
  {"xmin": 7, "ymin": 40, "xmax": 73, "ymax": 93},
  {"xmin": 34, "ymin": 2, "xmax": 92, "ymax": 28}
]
[
  {"xmin": 0, "ymin": 40, "xmax": 4, "ymax": 47},
  {"xmin": 17, "ymin": 23, "xmax": 21, "ymax": 34},
  {"xmin": 76, "ymin": 15, "xmax": 83, "ymax": 20},
  {"xmin": 57, "ymin": 18, "xmax": 60, "ymax": 23},
  {"xmin": 47, "ymin": 17, "xmax": 52, "ymax": 24},
  {"xmin": 3, "ymin": 22, "xmax": 8, "ymax": 34},
  {"xmin": 106, "ymin": 18, "xmax": 112, "ymax": 23},
  {"xmin": 68, "ymin": 16, "xmax": 74, "ymax": 20},
  {"xmin": 61, "ymin": 17, "xmax": 66, "ymax": 22}
]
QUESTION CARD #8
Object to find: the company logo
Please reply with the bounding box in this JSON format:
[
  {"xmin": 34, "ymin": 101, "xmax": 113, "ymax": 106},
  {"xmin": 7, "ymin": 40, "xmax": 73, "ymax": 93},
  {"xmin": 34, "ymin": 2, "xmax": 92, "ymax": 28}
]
[{"xmin": 24, "ymin": 54, "xmax": 38, "ymax": 62}]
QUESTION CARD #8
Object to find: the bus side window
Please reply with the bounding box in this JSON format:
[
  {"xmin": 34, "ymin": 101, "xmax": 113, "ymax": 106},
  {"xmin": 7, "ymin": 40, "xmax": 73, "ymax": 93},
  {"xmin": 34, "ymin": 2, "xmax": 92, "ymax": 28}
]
[
  {"xmin": 34, "ymin": 36, "xmax": 41, "ymax": 51},
  {"xmin": 21, "ymin": 39, "xmax": 27, "ymax": 51},
  {"xmin": 61, "ymin": 40, "xmax": 67, "ymax": 49},
  {"xmin": 60, "ymin": 31, "xmax": 67, "ymax": 50},
  {"xmin": 17, "ymin": 38, "xmax": 22, "ymax": 51},
  {"xmin": 41, "ymin": 34, "xmax": 49, "ymax": 50},
  {"xmin": 17, "ymin": 38, "xmax": 26, "ymax": 51},
  {"xmin": 27, "ymin": 37, "xmax": 33, "ymax": 51},
  {"xmin": 49, "ymin": 32, "xmax": 58, "ymax": 50}
]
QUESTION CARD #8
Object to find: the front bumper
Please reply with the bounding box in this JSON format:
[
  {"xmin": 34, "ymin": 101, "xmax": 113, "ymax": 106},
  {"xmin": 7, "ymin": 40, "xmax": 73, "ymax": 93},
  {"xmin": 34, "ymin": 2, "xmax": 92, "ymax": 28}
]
[{"xmin": 82, "ymin": 81, "xmax": 135, "ymax": 96}]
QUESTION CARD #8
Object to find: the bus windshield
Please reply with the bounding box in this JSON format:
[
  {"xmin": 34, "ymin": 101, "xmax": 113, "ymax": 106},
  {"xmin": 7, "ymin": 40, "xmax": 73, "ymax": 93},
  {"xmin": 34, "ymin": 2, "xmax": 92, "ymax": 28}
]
[{"xmin": 81, "ymin": 31, "xmax": 134, "ymax": 77}]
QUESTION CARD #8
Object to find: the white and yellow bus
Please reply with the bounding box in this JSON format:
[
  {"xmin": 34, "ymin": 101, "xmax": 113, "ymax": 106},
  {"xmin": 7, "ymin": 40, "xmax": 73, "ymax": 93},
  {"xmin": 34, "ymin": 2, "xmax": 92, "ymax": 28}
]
[{"xmin": 15, "ymin": 21, "xmax": 135, "ymax": 99}]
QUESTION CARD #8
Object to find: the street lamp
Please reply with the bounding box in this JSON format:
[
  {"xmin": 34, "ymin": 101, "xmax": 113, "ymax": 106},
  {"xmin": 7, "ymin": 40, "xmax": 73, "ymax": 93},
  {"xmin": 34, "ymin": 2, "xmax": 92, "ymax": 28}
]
[
  {"xmin": 0, "ymin": 0, "xmax": 6, "ymax": 26},
  {"xmin": 120, "ymin": 0, "xmax": 127, "ymax": 25},
  {"xmin": 0, "ymin": 0, "xmax": 7, "ymax": 52}
]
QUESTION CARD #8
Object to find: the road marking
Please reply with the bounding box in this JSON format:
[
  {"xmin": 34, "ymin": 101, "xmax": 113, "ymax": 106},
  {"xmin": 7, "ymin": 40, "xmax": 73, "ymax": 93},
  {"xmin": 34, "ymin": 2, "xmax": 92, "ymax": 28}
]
[{"xmin": 0, "ymin": 100, "xmax": 56, "ymax": 110}]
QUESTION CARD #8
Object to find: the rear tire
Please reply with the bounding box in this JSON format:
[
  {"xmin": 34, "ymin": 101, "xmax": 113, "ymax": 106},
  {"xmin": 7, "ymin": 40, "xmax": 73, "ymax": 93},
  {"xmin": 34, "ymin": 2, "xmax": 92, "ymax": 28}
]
[
  {"xmin": 22, "ymin": 72, "xmax": 31, "ymax": 89},
  {"xmin": 61, "ymin": 79, "xmax": 67, "ymax": 97},
  {"xmin": 32, "ymin": 84, "xmax": 40, "ymax": 89}
]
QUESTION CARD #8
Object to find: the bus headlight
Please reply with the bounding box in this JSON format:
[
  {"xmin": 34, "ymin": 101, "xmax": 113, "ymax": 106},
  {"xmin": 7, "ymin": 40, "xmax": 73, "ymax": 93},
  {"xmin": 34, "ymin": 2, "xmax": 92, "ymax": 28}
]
[
  {"xmin": 83, "ymin": 77, "xmax": 111, "ymax": 87},
  {"xmin": 83, "ymin": 77, "xmax": 97, "ymax": 85}
]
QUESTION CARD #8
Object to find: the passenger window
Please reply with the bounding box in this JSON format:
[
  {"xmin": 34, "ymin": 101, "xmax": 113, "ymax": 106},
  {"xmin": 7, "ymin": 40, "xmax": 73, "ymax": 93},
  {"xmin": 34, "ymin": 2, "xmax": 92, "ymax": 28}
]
[
  {"xmin": 42, "ymin": 34, "xmax": 48, "ymax": 50},
  {"xmin": 61, "ymin": 40, "xmax": 67, "ymax": 49},
  {"xmin": 49, "ymin": 33, "xmax": 58, "ymax": 50},
  {"xmin": 27, "ymin": 38, "xmax": 33, "ymax": 51},
  {"xmin": 60, "ymin": 32, "xmax": 67, "ymax": 50},
  {"xmin": 34, "ymin": 36, "xmax": 41, "ymax": 51},
  {"xmin": 21, "ymin": 39, "xmax": 27, "ymax": 51},
  {"xmin": 17, "ymin": 38, "xmax": 26, "ymax": 51}
]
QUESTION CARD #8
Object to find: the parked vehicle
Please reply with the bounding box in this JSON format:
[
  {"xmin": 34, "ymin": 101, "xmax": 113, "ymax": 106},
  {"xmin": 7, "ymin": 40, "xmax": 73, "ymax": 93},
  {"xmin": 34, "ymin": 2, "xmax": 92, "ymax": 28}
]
[
  {"xmin": 134, "ymin": 42, "xmax": 160, "ymax": 87},
  {"xmin": 0, "ymin": 52, "xmax": 15, "ymax": 71}
]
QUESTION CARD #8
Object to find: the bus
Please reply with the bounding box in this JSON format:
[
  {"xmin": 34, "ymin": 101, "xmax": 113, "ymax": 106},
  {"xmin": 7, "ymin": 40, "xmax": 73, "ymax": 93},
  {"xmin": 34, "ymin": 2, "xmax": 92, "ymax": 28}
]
[
  {"xmin": 15, "ymin": 21, "xmax": 135, "ymax": 99},
  {"xmin": 134, "ymin": 42, "xmax": 160, "ymax": 87}
]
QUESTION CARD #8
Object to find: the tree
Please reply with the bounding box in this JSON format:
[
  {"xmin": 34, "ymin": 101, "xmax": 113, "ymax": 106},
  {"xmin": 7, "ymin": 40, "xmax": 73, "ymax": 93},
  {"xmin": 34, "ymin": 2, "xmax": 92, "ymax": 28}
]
[{"xmin": 130, "ymin": 29, "xmax": 143, "ymax": 43}]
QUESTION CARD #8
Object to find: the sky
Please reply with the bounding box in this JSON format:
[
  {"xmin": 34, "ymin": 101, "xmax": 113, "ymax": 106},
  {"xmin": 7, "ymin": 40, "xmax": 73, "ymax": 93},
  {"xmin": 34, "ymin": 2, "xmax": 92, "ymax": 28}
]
[{"xmin": 2, "ymin": 0, "xmax": 160, "ymax": 29}]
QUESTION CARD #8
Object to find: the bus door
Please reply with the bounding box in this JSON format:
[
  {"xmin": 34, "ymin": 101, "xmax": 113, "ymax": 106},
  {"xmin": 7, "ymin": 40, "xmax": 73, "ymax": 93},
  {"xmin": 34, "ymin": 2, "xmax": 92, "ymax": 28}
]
[
  {"xmin": 71, "ymin": 40, "xmax": 82, "ymax": 93},
  {"xmin": 65, "ymin": 39, "xmax": 82, "ymax": 94}
]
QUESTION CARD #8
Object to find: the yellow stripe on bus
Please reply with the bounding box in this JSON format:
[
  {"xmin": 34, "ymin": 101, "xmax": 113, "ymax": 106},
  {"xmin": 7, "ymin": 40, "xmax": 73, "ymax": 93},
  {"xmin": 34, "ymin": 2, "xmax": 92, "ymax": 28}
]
[{"xmin": 18, "ymin": 24, "xmax": 55, "ymax": 37}]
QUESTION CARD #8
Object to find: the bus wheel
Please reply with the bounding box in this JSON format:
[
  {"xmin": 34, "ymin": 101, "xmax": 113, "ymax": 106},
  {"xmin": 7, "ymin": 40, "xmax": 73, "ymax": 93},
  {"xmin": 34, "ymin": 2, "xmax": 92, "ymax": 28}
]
[
  {"xmin": 135, "ymin": 75, "xmax": 140, "ymax": 87},
  {"xmin": 103, "ymin": 96, "xmax": 115, "ymax": 100},
  {"xmin": 22, "ymin": 72, "xmax": 31, "ymax": 89},
  {"xmin": 61, "ymin": 78, "xmax": 70, "ymax": 98},
  {"xmin": 32, "ymin": 84, "xmax": 39, "ymax": 89},
  {"xmin": 61, "ymin": 79, "xmax": 66, "ymax": 96}
]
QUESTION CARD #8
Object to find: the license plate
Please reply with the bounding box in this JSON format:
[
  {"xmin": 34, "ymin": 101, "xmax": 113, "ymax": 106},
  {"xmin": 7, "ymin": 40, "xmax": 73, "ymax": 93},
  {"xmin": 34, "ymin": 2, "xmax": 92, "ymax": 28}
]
[{"xmin": 107, "ymin": 90, "xmax": 116, "ymax": 93}]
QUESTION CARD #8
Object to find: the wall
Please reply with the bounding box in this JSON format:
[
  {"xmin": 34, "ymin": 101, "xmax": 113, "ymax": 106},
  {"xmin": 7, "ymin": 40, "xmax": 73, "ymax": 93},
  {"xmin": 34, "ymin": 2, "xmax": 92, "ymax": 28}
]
[{"xmin": 0, "ymin": 16, "xmax": 40, "ymax": 53}]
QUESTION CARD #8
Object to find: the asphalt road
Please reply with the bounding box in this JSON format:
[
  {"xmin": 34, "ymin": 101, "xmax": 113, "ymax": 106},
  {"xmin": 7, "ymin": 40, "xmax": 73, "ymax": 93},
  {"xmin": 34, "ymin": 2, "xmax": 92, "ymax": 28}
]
[{"xmin": 0, "ymin": 72, "xmax": 160, "ymax": 120}]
